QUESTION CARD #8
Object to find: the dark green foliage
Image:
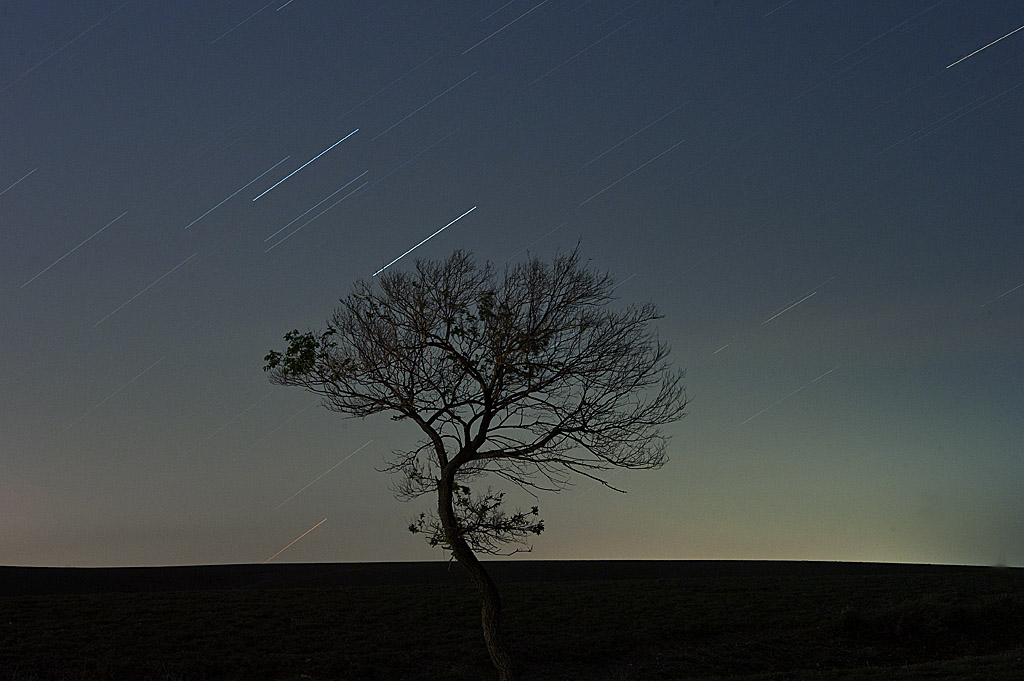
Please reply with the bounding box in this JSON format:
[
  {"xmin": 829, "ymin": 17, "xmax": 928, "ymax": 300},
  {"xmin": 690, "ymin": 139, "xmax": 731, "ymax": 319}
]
[
  {"xmin": 409, "ymin": 485, "xmax": 544, "ymax": 555},
  {"xmin": 263, "ymin": 328, "xmax": 351, "ymax": 381}
]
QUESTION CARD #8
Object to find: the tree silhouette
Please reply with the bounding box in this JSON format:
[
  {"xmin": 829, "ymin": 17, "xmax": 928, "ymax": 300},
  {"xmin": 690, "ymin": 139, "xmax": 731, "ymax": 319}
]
[{"xmin": 263, "ymin": 244, "xmax": 690, "ymax": 680}]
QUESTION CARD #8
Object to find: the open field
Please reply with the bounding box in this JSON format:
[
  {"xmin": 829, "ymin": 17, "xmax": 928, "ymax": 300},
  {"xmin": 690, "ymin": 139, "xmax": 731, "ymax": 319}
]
[{"xmin": 2, "ymin": 560, "xmax": 1022, "ymax": 680}]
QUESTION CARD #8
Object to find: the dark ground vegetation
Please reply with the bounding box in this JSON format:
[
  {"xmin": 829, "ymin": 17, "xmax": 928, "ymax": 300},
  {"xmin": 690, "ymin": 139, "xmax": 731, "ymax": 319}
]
[{"xmin": 2, "ymin": 561, "xmax": 1022, "ymax": 680}]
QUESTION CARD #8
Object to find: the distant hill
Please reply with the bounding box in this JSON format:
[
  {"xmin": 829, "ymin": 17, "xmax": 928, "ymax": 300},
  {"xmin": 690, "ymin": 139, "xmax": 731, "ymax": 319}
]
[{"xmin": 0, "ymin": 559, "xmax": 1002, "ymax": 597}]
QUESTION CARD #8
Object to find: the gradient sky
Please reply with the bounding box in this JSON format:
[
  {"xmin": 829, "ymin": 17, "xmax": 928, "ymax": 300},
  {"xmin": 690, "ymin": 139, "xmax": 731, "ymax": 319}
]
[{"xmin": 3, "ymin": 1, "xmax": 1022, "ymax": 568}]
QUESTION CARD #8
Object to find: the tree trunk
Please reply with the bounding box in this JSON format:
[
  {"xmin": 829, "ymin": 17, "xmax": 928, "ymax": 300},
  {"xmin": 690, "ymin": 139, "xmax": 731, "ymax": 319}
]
[{"xmin": 438, "ymin": 473, "xmax": 519, "ymax": 681}]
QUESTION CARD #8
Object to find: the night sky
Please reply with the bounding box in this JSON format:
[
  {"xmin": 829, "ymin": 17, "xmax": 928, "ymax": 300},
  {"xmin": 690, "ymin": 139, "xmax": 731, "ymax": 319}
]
[{"xmin": 3, "ymin": 1, "xmax": 1022, "ymax": 568}]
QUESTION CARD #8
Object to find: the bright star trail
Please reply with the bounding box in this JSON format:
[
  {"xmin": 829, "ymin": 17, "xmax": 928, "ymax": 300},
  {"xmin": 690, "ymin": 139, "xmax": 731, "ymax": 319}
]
[
  {"xmin": 947, "ymin": 22, "xmax": 1024, "ymax": 69},
  {"xmin": 373, "ymin": 206, "xmax": 477, "ymax": 276},
  {"xmin": 252, "ymin": 130, "xmax": 358, "ymax": 201},
  {"xmin": 761, "ymin": 291, "xmax": 816, "ymax": 325},
  {"xmin": 263, "ymin": 517, "xmax": 327, "ymax": 563},
  {"xmin": 4, "ymin": 1, "xmax": 1022, "ymax": 569}
]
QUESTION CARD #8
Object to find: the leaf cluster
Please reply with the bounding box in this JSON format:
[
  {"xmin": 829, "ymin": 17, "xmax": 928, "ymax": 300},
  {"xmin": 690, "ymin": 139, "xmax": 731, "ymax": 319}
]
[
  {"xmin": 263, "ymin": 327, "xmax": 354, "ymax": 380},
  {"xmin": 409, "ymin": 485, "xmax": 544, "ymax": 556}
]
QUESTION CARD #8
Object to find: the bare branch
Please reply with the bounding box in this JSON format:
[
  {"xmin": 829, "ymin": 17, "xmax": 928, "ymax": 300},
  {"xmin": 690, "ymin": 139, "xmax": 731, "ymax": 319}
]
[{"xmin": 264, "ymin": 242, "xmax": 690, "ymax": 554}]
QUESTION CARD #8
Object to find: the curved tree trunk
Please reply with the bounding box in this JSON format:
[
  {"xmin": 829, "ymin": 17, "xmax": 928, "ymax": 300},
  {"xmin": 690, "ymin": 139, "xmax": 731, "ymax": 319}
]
[{"xmin": 438, "ymin": 471, "xmax": 519, "ymax": 681}]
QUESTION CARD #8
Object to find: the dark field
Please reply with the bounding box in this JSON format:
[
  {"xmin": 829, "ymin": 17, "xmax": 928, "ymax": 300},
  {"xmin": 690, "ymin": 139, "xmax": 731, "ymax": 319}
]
[{"xmin": 2, "ymin": 560, "xmax": 1022, "ymax": 680}]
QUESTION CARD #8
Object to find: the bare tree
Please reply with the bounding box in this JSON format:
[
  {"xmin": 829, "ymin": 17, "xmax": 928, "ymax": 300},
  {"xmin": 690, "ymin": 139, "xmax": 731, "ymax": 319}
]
[{"xmin": 263, "ymin": 244, "xmax": 690, "ymax": 680}]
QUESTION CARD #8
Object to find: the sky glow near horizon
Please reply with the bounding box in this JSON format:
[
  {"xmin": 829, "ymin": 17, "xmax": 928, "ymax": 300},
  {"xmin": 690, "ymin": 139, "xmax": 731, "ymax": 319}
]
[{"xmin": 2, "ymin": 1, "xmax": 1023, "ymax": 568}]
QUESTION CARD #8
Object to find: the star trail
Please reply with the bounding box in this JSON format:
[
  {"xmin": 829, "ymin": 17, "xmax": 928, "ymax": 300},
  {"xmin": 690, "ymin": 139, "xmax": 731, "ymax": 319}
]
[{"xmin": 3, "ymin": 1, "xmax": 1022, "ymax": 568}]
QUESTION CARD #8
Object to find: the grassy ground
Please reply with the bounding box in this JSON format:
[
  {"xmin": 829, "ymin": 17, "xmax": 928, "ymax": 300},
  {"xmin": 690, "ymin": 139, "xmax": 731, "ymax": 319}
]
[{"xmin": 2, "ymin": 564, "xmax": 1022, "ymax": 680}]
